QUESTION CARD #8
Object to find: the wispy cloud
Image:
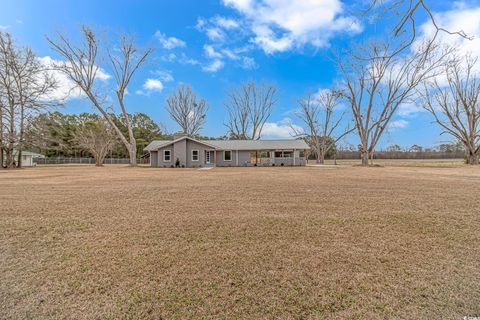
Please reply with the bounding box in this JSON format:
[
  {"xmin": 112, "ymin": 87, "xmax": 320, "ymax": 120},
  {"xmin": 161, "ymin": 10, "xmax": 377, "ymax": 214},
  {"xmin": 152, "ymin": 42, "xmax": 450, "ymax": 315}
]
[
  {"xmin": 388, "ymin": 119, "xmax": 408, "ymax": 131},
  {"xmin": 202, "ymin": 59, "xmax": 224, "ymax": 72},
  {"xmin": 155, "ymin": 31, "xmax": 186, "ymax": 49},
  {"xmin": 242, "ymin": 57, "xmax": 258, "ymax": 70}
]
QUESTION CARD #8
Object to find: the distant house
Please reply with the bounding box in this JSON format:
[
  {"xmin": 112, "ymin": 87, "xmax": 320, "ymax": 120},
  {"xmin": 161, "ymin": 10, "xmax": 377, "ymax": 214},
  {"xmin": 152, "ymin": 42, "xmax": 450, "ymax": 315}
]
[
  {"xmin": 2, "ymin": 150, "xmax": 45, "ymax": 167},
  {"xmin": 144, "ymin": 135, "xmax": 310, "ymax": 167}
]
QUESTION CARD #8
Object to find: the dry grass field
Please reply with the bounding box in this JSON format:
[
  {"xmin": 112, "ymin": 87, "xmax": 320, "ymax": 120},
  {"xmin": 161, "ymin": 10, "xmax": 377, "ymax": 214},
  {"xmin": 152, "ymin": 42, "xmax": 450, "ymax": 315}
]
[{"xmin": 1, "ymin": 164, "xmax": 479, "ymax": 319}]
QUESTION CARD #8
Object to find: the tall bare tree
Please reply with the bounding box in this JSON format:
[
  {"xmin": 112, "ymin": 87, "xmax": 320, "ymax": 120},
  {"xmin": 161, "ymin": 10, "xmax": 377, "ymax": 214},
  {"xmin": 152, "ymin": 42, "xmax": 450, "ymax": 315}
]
[
  {"xmin": 422, "ymin": 55, "xmax": 480, "ymax": 165},
  {"xmin": 75, "ymin": 120, "xmax": 115, "ymax": 166},
  {"xmin": 361, "ymin": 1, "xmax": 471, "ymax": 58},
  {"xmin": 339, "ymin": 40, "xmax": 449, "ymax": 165},
  {"xmin": 0, "ymin": 32, "xmax": 58, "ymax": 169},
  {"xmin": 47, "ymin": 26, "xmax": 153, "ymax": 166},
  {"xmin": 291, "ymin": 90, "xmax": 354, "ymax": 164},
  {"xmin": 166, "ymin": 85, "xmax": 208, "ymax": 136},
  {"xmin": 224, "ymin": 81, "xmax": 276, "ymax": 140}
]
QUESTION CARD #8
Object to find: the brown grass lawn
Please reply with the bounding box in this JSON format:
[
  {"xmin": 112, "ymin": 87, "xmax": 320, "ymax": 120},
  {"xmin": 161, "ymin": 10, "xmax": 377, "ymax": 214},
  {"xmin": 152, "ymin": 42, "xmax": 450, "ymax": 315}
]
[{"xmin": 1, "ymin": 165, "xmax": 479, "ymax": 319}]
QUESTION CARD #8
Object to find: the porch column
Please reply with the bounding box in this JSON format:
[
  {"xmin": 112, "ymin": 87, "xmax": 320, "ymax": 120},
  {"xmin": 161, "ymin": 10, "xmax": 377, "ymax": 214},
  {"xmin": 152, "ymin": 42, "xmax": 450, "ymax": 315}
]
[
  {"xmin": 293, "ymin": 149, "xmax": 296, "ymax": 166},
  {"xmin": 236, "ymin": 150, "xmax": 238, "ymax": 166}
]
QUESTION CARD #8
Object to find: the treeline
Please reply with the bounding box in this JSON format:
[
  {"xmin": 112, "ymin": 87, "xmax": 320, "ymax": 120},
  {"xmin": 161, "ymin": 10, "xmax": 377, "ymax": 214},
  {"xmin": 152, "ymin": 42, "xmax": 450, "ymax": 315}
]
[
  {"xmin": 25, "ymin": 112, "xmax": 167, "ymax": 159},
  {"xmin": 2, "ymin": 16, "xmax": 480, "ymax": 168}
]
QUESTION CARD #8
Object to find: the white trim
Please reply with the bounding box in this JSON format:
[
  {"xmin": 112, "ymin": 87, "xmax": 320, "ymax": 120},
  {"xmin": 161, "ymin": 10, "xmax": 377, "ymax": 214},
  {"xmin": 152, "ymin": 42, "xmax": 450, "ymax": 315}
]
[
  {"xmin": 163, "ymin": 149, "xmax": 171, "ymax": 162},
  {"xmin": 161, "ymin": 135, "xmax": 218, "ymax": 149},
  {"xmin": 224, "ymin": 150, "xmax": 232, "ymax": 161},
  {"xmin": 191, "ymin": 149, "xmax": 199, "ymax": 161}
]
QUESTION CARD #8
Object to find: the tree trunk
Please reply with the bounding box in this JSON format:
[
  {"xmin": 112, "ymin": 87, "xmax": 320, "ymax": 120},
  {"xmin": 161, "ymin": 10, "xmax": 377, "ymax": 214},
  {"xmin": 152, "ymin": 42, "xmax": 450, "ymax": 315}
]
[
  {"xmin": 361, "ymin": 150, "xmax": 369, "ymax": 166},
  {"xmin": 318, "ymin": 153, "xmax": 325, "ymax": 165},
  {"xmin": 0, "ymin": 107, "xmax": 3, "ymax": 168},
  {"xmin": 95, "ymin": 158, "xmax": 104, "ymax": 166},
  {"xmin": 466, "ymin": 151, "xmax": 479, "ymax": 165},
  {"xmin": 128, "ymin": 144, "xmax": 137, "ymax": 166},
  {"xmin": 17, "ymin": 149, "xmax": 22, "ymax": 168},
  {"xmin": 17, "ymin": 105, "xmax": 25, "ymax": 168}
]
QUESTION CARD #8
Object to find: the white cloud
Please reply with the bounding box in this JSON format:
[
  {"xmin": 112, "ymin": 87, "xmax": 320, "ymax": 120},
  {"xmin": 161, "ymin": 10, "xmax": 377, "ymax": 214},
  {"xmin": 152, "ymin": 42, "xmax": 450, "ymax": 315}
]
[
  {"xmin": 206, "ymin": 27, "xmax": 225, "ymax": 41},
  {"xmin": 38, "ymin": 56, "xmax": 110, "ymax": 101},
  {"xmin": 202, "ymin": 45, "xmax": 249, "ymax": 72},
  {"xmin": 388, "ymin": 119, "xmax": 408, "ymax": 130},
  {"xmin": 202, "ymin": 59, "xmax": 225, "ymax": 72},
  {"xmin": 143, "ymin": 79, "xmax": 164, "ymax": 92},
  {"xmin": 221, "ymin": 48, "xmax": 240, "ymax": 60},
  {"xmin": 196, "ymin": 18, "xmax": 207, "ymax": 29},
  {"xmin": 154, "ymin": 70, "xmax": 174, "ymax": 82},
  {"xmin": 242, "ymin": 57, "xmax": 258, "ymax": 69},
  {"xmin": 416, "ymin": 3, "xmax": 480, "ymax": 73},
  {"xmin": 0, "ymin": 25, "xmax": 9, "ymax": 30},
  {"xmin": 178, "ymin": 53, "xmax": 199, "ymax": 65},
  {"xmin": 155, "ymin": 31, "xmax": 186, "ymax": 49},
  {"xmin": 398, "ymin": 102, "xmax": 425, "ymax": 116},
  {"xmin": 261, "ymin": 118, "xmax": 303, "ymax": 139},
  {"xmin": 222, "ymin": 0, "xmax": 363, "ymax": 53},
  {"xmin": 214, "ymin": 17, "xmax": 240, "ymax": 29},
  {"xmin": 204, "ymin": 44, "xmax": 223, "ymax": 58}
]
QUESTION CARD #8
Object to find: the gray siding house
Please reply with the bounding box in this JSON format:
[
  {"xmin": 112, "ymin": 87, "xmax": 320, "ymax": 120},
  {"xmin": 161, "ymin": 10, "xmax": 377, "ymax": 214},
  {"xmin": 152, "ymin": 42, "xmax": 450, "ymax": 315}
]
[{"xmin": 144, "ymin": 136, "xmax": 310, "ymax": 168}]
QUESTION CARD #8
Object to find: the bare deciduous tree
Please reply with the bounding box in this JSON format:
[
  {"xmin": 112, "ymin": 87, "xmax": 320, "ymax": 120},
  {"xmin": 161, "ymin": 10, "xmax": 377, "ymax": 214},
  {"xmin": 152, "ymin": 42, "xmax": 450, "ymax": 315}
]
[
  {"xmin": 224, "ymin": 81, "xmax": 276, "ymax": 140},
  {"xmin": 47, "ymin": 26, "xmax": 153, "ymax": 166},
  {"xmin": 291, "ymin": 90, "xmax": 354, "ymax": 164},
  {"xmin": 166, "ymin": 85, "xmax": 208, "ymax": 136},
  {"xmin": 75, "ymin": 120, "xmax": 115, "ymax": 166},
  {"xmin": 422, "ymin": 55, "xmax": 480, "ymax": 165},
  {"xmin": 0, "ymin": 32, "xmax": 58, "ymax": 169},
  {"xmin": 362, "ymin": 1, "xmax": 471, "ymax": 58},
  {"xmin": 339, "ymin": 40, "xmax": 449, "ymax": 166}
]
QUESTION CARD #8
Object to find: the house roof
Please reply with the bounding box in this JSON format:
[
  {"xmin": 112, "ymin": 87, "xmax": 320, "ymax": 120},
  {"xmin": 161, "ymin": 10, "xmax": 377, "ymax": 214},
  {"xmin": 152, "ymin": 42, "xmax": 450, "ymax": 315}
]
[
  {"xmin": 144, "ymin": 136, "xmax": 310, "ymax": 151},
  {"xmin": 5, "ymin": 150, "xmax": 45, "ymax": 158}
]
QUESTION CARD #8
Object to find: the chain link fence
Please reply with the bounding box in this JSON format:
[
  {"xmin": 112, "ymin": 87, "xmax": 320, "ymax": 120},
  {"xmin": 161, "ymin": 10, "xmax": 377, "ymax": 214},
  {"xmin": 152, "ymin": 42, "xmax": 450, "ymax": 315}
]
[
  {"xmin": 334, "ymin": 151, "xmax": 466, "ymax": 160},
  {"xmin": 34, "ymin": 157, "xmax": 148, "ymax": 165}
]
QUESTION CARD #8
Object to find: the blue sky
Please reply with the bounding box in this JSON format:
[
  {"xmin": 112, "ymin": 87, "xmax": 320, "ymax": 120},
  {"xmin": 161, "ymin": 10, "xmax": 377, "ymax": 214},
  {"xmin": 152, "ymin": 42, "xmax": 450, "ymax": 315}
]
[{"xmin": 1, "ymin": 0, "xmax": 479, "ymax": 148}]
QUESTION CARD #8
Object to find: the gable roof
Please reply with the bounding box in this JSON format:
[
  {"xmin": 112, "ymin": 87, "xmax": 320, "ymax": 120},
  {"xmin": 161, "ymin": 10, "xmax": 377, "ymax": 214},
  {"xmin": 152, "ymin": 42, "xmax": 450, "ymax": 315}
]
[
  {"xmin": 144, "ymin": 136, "xmax": 310, "ymax": 151},
  {"xmin": 144, "ymin": 136, "xmax": 217, "ymax": 151}
]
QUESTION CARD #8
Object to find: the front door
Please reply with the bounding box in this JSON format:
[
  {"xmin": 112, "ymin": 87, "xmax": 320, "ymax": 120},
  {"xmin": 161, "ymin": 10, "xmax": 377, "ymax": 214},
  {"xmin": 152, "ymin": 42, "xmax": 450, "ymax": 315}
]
[{"xmin": 205, "ymin": 150, "xmax": 212, "ymax": 164}]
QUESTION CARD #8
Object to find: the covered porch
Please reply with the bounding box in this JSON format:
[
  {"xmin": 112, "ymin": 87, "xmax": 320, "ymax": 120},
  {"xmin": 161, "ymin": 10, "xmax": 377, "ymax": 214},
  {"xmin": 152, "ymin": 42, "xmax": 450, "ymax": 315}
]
[{"xmin": 248, "ymin": 149, "xmax": 307, "ymax": 166}]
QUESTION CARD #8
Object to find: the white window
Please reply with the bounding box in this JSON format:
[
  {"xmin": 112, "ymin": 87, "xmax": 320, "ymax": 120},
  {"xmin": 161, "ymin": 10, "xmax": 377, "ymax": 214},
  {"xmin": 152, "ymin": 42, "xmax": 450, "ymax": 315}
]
[
  {"xmin": 192, "ymin": 149, "xmax": 199, "ymax": 161},
  {"xmin": 224, "ymin": 150, "xmax": 232, "ymax": 161},
  {"xmin": 163, "ymin": 150, "xmax": 171, "ymax": 162}
]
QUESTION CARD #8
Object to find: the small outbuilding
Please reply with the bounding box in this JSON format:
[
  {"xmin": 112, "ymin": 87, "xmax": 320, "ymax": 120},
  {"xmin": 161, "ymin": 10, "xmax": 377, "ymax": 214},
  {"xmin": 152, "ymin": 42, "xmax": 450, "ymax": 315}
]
[
  {"xmin": 144, "ymin": 136, "xmax": 310, "ymax": 168},
  {"xmin": 4, "ymin": 150, "xmax": 45, "ymax": 167}
]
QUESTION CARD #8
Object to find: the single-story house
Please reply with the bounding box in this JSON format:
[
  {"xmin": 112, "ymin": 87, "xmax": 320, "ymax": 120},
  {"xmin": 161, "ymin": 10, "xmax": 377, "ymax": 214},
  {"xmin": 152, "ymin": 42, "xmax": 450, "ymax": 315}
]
[{"xmin": 144, "ymin": 135, "xmax": 310, "ymax": 168}]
